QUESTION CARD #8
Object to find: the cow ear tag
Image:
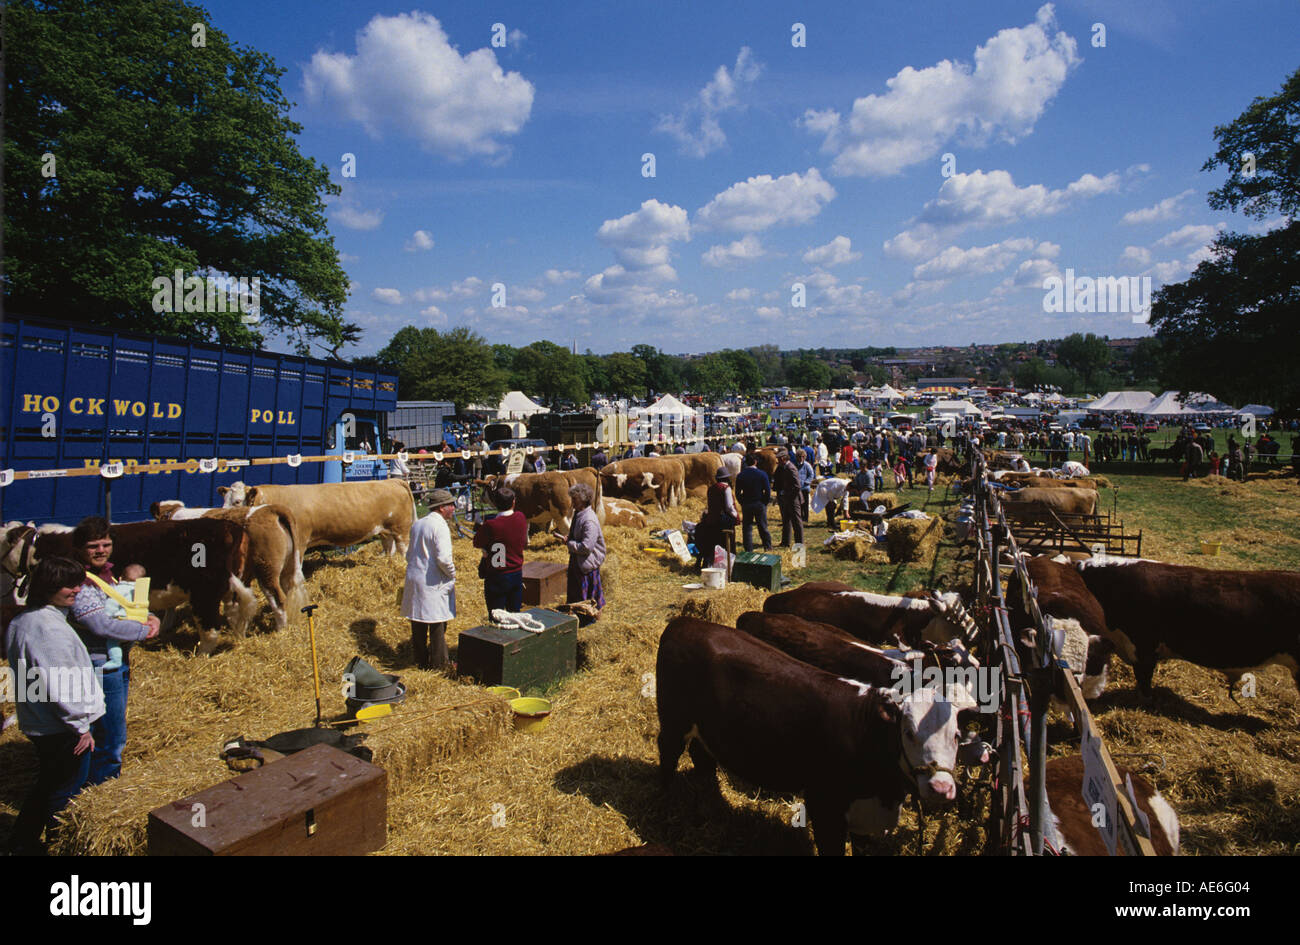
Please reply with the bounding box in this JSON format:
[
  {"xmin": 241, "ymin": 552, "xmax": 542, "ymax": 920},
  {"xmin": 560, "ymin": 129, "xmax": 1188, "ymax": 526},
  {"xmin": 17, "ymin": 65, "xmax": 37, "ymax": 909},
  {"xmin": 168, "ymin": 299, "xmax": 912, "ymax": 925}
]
[
  {"xmin": 100, "ymin": 461, "xmax": 125, "ymax": 479},
  {"xmin": 287, "ymin": 454, "xmax": 303, "ymax": 467}
]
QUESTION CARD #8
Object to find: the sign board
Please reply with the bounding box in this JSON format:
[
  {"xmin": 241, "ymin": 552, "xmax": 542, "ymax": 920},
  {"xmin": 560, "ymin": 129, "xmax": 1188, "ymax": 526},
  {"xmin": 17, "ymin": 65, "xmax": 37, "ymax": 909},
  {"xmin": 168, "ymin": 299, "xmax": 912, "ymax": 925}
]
[
  {"xmin": 1081, "ymin": 723, "xmax": 1118, "ymax": 855},
  {"xmin": 666, "ymin": 530, "xmax": 694, "ymax": 565},
  {"xmin": 506, "ymin": 449, "xmax": 526, "ymax": 475}
]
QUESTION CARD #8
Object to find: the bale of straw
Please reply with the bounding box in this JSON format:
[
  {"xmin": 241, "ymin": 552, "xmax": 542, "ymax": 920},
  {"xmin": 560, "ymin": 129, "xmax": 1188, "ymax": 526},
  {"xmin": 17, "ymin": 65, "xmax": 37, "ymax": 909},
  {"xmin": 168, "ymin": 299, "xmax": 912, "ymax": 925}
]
[
  {"xmin": 886, "ymin": 516, "xmax": 941, "ymax": 564},
  {"xmin": 833, "ymin": 536, "xmax": 888, "ymax": 562},
  {"xmin": 673, "ymin": 583, "xmax": 770, "ymax": 627}
]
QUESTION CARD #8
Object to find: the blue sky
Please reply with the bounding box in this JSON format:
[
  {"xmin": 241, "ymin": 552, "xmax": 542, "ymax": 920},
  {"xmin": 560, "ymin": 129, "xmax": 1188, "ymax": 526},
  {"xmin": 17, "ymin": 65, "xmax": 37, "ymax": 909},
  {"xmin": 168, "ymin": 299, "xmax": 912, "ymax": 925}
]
[{"xmin": 203, "ymin": 0, "xmax": 1299, "ymax": 356}]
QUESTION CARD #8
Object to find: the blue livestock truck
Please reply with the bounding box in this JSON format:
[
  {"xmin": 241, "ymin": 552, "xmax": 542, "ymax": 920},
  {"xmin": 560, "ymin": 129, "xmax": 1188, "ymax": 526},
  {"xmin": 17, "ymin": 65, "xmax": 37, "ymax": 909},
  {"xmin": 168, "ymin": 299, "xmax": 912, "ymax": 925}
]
[{"xmin": 1, "ymin": 316, "xmax": 398, "ymax": 525}]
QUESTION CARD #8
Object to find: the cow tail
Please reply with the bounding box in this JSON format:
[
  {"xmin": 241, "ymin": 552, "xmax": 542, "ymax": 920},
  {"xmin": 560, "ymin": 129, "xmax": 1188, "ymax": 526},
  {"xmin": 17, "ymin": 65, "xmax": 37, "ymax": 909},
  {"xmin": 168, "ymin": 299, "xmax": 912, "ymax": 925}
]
[
  {"xmin": 593, "ymin": 472, "xmax": 606, "ymax": 525},
  {"xmin": 276, "ymin": 508, "xmax": 307, "ymax": 615}
]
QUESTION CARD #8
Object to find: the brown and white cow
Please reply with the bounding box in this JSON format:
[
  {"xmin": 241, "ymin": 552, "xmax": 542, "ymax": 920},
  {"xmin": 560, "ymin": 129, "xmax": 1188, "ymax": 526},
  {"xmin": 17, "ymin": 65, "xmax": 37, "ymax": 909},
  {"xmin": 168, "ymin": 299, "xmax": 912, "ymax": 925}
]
[
  {"xmin": 476, "ymin": 469, "xmax": 603, "ymax": 536},
  {"xmin": 1001, "ymin": 487, "xmax": 1098, "ymax": 522},
  {"xmin": 151, "ymin": 501, "xmax": 303, "ymax": 629},
  {"xmin": 1075, "ymin": 557, "xmax": 1300, "ymax": 696},
  {"xmin": 1045, "ymin": 755, "xmax": 1180, "ymax": 855},
  {"xmin": 220, "ymin": 479, "xmax": 416, "ymax": 557},
  {"xmin": 1006, "ymin": 555, "xmax": 1114, "ymax": 700},
  {"xmin": 600, "ymin": 457, "xmax": 685, "ymax": 511},
  {"xmin": 601, "ymin": 497, "xmax": 648, "ymax": 529},
  {"xmin": 762, "ymin": 581, "xmax": 978, "ymax": 648},
  {"xmin": 4, "ymin": 518, "xmax": 251, "ymax": 655},
  {"xmin": 656, "ymin": 616, "xmax": 975, "ymax": 855}
]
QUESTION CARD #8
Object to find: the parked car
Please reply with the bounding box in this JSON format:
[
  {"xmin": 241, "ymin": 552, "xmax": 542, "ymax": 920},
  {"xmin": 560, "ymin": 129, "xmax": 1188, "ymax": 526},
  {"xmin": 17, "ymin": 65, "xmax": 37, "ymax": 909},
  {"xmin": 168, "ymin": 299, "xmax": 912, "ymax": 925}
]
[
  {"xmin": 1143, "ymin": 420, "xmax": 1159, "ymax": 432},
  {"xmin": 1193, "ymin": 423, "xmax": 1212, "ymax": 432},
  {"xmin": 1120, "ymin": 422, "xmax": 1137, "ymax": 432},
  {"xmin": 1098, "ymin": 421, "xmax": 1115, "ymax": 432}
]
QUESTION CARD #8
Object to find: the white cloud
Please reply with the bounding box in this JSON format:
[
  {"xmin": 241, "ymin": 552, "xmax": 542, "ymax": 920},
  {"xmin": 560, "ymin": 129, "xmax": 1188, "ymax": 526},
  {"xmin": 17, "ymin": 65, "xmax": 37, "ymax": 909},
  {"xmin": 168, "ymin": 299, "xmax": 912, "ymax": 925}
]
[
  {"xmin": 413, "ymin": 277, "xmax": 484, "ymax": 302},
  {"xmin": 657, "ymin": 47, "xmax": 761, "ymax": 157},
  {"xmin": 802, "ymin": 4, "xmax": 1079, "ymax": 177},
  {"xmin": 597, "ymin": 199, "xmax": 691, "ymax": 278},
  {"xmin": 702, "ymin": 235, "xmax": 765, "ymax": 268},
  {"xmin": 372, "ymin": 287, "xmax": 404, "ymax": 305},
  {"xmin": 330, "ymin": 196, "xmax": 384, "ymax": 230},
  {"xmin": 803, "ymin": 236, "xmax": 861, "ymax": 267},
  {"xmin": 513, "ymin": 286, "xmax": 546, "ymax": 303},
  {"xmin": 1012, "ymin": 257, "xmax": 1060, "ymax": 286},
  {"xmin": 303, "ymin": 12, "xmax": 535, "ymax": 160},
  {"xmin": 885, "ymin": 168, "xmax": 1120, "ymax": 259},
  {"xmin": 696, "ymin": 168, "xmax": 835, "ymax": 232},
  {"xmin": 1121, "ymin": 189, "xmax": 1195, "ymax": 225},
  {"xmin": 1155, "ymin": 222, "xmax": 1223, "ymax": 248},
  {"xmin": 912, "ymin": 237, "xmax": 1038, "ymax": 281},
  {"xmin": 1247, "ymin": 216, "xmax": 1289, "ymax": 235},
  {"xmin": 544, "ymin": 268, "xmax": 581, "ymax": 283},
  {"xmin": 404, "ymin": 229, "xmax": 435, "ymax": 252},
  {"xmin": 420, "ymin": 305, "xmax": 446, "ymax": 324},
  {"xmin": 725, "ymin": 287, "xmax": 754, "ymax": 301},
  {"xmin": 755, "ymin": 306, "xmax": 783, "ymax": 320},
  {"xmin": 1121, "ymin": 245, "xmax": 1152, "ymax": 267},
  {"xmin": 506, "ymin": 28, "xmax": 526, "ymax": 51},
  {"xmin": 339, "ymin": 252, "xmax": 360, "ymax": 263}
]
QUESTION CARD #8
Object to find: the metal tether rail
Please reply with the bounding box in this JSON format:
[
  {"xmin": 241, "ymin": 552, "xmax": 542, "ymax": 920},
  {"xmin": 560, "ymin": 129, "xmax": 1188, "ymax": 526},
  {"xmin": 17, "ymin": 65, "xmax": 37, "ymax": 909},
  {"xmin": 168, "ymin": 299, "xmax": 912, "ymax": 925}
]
[{"xmin": 969, "ymin": 448, "xmax": 1155, "ymax": 856}]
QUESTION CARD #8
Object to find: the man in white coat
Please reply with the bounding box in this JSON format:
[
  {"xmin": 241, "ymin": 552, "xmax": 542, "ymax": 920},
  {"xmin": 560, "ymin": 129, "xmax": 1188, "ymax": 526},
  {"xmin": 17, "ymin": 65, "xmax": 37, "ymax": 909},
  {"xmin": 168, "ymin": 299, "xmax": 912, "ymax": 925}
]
[{"xmin": 402, "ymin": 488, "xmax": 457, "ymax": 670}]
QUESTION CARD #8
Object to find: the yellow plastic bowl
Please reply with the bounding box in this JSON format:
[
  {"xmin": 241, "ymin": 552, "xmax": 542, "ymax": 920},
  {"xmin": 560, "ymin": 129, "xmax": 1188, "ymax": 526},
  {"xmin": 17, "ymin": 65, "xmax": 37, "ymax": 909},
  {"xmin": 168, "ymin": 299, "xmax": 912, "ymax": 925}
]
[
  {"xmin": 487, "ymin": 686, "xmax": 521, "ymax": 700},
  {"xmin": 1200, "ymin": 541, "xmax": 1221, "ymax": 556},
  {"xmin": 510, "ymin": 697, "xmax": 552, "ymax": 733}
]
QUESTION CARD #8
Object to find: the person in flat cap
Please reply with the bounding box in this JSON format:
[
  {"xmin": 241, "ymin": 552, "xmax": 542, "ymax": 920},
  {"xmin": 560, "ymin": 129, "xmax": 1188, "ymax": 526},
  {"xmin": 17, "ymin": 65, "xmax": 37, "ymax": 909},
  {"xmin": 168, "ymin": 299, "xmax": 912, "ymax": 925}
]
[
  {"xmin": 694, "ymin": 465, "xmax": 739, "ymax": 570},
  {"xmin": 401, "ymin": 488, "xmax": 457, "ymax": 670}
]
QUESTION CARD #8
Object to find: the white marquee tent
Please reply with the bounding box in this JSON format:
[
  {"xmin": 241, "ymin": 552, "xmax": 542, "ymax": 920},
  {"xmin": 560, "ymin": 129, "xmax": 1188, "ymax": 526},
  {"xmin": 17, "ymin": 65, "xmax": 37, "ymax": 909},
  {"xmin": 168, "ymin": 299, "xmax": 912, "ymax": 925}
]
[
  {"xmin": 497, "ymin": 390, "xmax": 549, "ymax": 420},
  {"xmin": 1141, "ymin": 391, "xmax": 1236, "ymax": 417},
  {"xmin": 928, "ymin": 399, "xmax": 983, "ymax": 418},
  {"xmin": 1088, "ymin": 390, "xmax": 1156, "ymax": 413},
  {"xmin": 1236, "ymin": 403, "xmax": 1275, "ymax": 417},
  {"xmin": 643, "ymin": 393, "xmax": 698, "ymax": 417}
]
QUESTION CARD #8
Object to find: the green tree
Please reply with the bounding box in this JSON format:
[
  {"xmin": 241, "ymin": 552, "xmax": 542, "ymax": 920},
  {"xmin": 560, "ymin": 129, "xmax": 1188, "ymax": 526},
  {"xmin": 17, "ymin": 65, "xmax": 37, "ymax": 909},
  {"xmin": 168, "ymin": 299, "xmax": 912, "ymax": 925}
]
[
  {"xmin": 722, "ymin": 349, "xmax": 763, "ymax": 393},
  {"xmin": 3, "ymin": 0, "xmax": 354, "ymax": 355},
  {"xmin": 602, "ymin": 352, "xmax": 647, "ymax": 400},
  {"xmin": 374, "ymin": 326, "xmax": 506, "ymax": 411},
  {"xmin": 749, "ymin": 344, "xmax": 786, "ymax": 387},
  {"xmin": 511, "ymin": 341, "xmax": 587, "ymax": 406},
  {"xmin": 686, "ymin": 353, "xmax": 737, "ymax": 399},
  {"xmin": 1054, "ymin": 333, "xmax": 1111, "ymax": 389},
  {"xmin": 786, "ymin": 356, "xmax": 831, "ymax": 390},
  {"xmin": 1152, "ymin": 67, "xmax": 1300, "ymax": 413}
]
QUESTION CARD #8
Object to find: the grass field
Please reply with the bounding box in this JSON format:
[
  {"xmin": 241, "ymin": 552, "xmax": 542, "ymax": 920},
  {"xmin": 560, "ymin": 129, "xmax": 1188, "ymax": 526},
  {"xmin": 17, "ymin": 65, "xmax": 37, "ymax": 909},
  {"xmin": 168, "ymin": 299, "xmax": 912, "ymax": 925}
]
[{"xmin": 1, "ymin": 461, "xmax": 1296, "ymax": 855}]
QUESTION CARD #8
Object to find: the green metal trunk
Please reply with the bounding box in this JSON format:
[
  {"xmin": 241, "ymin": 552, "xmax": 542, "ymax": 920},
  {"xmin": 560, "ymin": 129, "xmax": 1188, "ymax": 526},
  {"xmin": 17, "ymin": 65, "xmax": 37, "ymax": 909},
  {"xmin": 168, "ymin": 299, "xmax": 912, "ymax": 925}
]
[
  {"xmin": 455, "ymin": 607, "xmax": 578, "ymax": 694},
  {"xmin": 731, "ymin": 551, "xmax": 782, "ymax": 591}
]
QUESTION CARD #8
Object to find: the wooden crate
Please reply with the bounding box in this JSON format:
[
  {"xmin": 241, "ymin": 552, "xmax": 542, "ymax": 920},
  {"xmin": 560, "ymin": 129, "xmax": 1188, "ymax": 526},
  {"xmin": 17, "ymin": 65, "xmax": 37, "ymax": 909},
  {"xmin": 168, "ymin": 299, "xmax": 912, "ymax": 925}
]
[
  {"xmin": 521, "ymin": 560, "xmax": 567, "ymax": 607},
  {"xmin": 146, "ymin": 744, "xmax": 387, "ymax": 856},
  {"xmin": 455, "ymin": 607, "xmax": 578, "ymax": 694}
]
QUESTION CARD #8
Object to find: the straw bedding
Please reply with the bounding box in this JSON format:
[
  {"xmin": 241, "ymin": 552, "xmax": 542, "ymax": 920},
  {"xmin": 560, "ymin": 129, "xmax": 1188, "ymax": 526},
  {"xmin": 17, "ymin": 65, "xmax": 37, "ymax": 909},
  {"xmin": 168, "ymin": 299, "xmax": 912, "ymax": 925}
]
[
  {"xmin": 2, "ymin": 478, "xmax": 1296, "ymax": 856},
  {"xmin": 885, "ymin": 516, "xmax": 942, "ymax": 564}
]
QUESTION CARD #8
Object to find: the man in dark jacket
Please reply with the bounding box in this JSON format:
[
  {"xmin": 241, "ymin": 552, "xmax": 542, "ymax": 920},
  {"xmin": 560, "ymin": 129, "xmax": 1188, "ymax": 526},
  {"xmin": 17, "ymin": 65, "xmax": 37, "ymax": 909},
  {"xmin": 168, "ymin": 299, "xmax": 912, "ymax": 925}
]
[
  {"xmin": 774, "ymin": 449, "xmax": 804, "ymax": 548},
  {"xmin": 735, "ymin": 453, "xmax": 772, "ymax": 552}
]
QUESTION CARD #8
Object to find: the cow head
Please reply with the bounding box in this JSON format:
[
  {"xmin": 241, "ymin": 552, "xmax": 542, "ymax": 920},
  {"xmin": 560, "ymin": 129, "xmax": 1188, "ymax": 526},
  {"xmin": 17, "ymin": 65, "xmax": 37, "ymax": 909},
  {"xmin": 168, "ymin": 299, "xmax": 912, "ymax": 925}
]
[
  {"xmin": 614, "ymin": 473, "xmax": 628, "ymax": 488},
  {"xmin": 641, "ymin": 472, "xmax": 657, "ymax": 489},
  {"xmin": 1, "ymin": 523, "xmax": 38, "ymax": 604},
  {"xmin": 889, "ymin": 669, "xmax": 980, "ymax": 808},
  {"xmin": 217, "ymin": 482, "xmax": 248, "ymax": 507}
]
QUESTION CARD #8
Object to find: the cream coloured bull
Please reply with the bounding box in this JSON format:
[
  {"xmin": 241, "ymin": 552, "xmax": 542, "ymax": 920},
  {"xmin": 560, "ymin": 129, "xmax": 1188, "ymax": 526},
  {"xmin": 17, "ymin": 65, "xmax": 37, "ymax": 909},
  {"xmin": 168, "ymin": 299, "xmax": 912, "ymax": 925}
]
[
  {"xmin": 219, "ymin": 479, "xmax": 416, "ymax": 557},
  {"xmin": 670, "ymin": 452, "xmax": 725, "ymax": 498},
  {"xmin": 602, "ymin": 497, "xmax": 648, "ymax": 528}
]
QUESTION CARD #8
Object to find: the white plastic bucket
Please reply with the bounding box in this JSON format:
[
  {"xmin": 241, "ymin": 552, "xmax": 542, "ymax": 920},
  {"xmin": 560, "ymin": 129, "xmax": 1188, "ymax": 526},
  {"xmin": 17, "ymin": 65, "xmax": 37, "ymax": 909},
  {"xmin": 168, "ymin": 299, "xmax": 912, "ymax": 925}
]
[{"xmin": 701, "ymin": 567, "xmax": 726, "ymax": 589}]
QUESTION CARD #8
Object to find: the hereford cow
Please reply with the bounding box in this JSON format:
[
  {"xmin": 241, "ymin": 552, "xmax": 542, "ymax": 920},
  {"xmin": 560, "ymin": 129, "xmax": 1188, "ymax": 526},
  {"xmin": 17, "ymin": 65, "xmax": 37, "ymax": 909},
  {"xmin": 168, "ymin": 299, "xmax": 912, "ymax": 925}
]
[
  {"xmin": 1075, "ymin": 558, "xmax": 1300, "ymax": 696},
  {"xmin": 3, "ymin": 518, "xmax": 251, "ymax": 655},
  {"xmin": 1046, "ymin": 755, "xmax": 1180, "ymax": 855},
  {"xmin": 601, "ymin": 497, "xmax": 648, "ymax": 529},
  {"xmin": 476, "ymin": 469, "xmax": 603, "ymax": 536},
  {"xmin": 1005, "ymin": 555, "xmax": 1113, "ymax": 700},
  {"xmin": 670, "ymin": 451, "xmax": 724, "ymax": 498},
  {"xmin": 763, "ymin": 581, "xmax": 978, "ymax": 648},
  {"xmin": 1001, "ymin": 487, "xmax": 1098, "ymax": 522},
  {"xmin": 991, "ymin": 473, "xmax": 1099, "ymax": 490},
  {"xmin": 151, "ymin": 501, "xmax": 303, "ymax": 629},
  {"xmin": 656, "ymin": 616, "xmax": 975, "ymax": 855},
  {"xmin": 753, "ymin": 447, "xmax": 780, "ymax": 478},
  {"xmin": 220, "ymin": 479, "xmax": 416, "ymax": 557},
  {"xmin": 600, "ymin": 457, "xmax": 685, "ymax": 511}
]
